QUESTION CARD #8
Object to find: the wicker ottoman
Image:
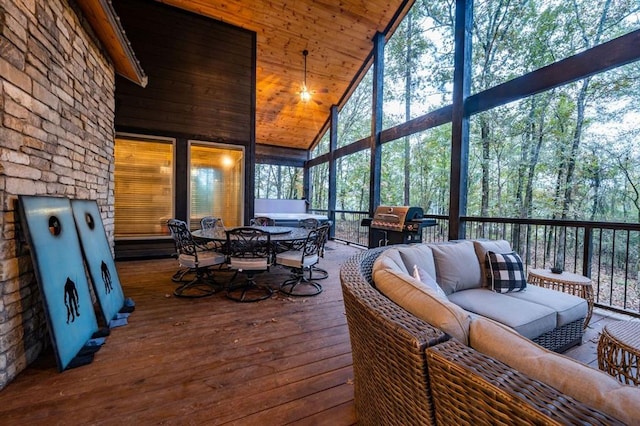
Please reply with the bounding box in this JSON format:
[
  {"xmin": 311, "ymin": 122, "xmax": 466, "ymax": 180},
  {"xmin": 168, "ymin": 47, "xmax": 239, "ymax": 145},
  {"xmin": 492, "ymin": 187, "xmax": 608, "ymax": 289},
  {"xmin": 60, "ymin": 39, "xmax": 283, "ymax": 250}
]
[{"xmin": 597, "ymin": 321, "xmax": 640, "ymax": 386}]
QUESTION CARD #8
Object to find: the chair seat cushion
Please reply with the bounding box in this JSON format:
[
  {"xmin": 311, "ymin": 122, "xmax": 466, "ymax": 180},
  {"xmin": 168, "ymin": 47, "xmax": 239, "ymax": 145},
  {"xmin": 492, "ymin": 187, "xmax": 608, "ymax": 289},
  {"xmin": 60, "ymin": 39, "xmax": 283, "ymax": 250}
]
[
  {"xmin": 276, "ymin": 251, "xmax": 319, "ymax": 268},
  {"xmin": 179, "ymin": 251, "xmax": 226, "ymax": 268},
  {"xmin": 230, "ymin": 257, "xmax": 269, "ymax": 270}
]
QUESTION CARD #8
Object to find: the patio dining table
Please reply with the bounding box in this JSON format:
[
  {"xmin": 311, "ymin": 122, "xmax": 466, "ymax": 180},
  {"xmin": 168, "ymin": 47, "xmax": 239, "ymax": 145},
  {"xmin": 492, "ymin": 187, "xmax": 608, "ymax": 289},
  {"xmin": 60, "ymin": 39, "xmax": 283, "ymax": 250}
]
[{"xmin": 192, "ymin": 225, "xmax": 310, "ymax": 244}]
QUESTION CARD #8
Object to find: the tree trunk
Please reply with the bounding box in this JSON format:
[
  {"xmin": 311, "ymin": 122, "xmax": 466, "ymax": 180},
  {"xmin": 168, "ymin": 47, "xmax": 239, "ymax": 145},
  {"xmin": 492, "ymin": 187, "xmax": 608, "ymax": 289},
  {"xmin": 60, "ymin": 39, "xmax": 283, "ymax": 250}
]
[{"xmin": 480, "ymin": 117, "xmax": 490, "ymax": 217}]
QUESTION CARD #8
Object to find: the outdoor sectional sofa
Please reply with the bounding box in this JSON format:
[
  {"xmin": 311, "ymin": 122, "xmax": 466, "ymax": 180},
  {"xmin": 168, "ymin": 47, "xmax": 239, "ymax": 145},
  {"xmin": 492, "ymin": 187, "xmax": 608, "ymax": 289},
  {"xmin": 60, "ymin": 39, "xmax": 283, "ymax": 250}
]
[{"xmin": 340, "ymin": 240, "xmax": 640, "ymax": 425}]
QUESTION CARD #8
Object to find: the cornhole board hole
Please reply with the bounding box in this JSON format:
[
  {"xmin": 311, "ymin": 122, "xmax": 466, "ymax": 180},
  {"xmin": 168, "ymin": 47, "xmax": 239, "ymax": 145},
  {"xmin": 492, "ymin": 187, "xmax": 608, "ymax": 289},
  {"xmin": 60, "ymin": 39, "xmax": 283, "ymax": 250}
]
[{"xmin": 71, "ymin": 199, "xmax": 134, "ymax": 328}]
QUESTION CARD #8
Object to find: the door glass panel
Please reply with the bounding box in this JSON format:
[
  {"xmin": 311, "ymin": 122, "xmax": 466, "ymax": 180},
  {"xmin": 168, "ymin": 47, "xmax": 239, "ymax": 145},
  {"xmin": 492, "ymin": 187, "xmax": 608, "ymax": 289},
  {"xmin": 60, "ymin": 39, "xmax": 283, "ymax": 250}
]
[{"xmin": 190, "ymin": 142, "xmax": 244, "ymax": 228}]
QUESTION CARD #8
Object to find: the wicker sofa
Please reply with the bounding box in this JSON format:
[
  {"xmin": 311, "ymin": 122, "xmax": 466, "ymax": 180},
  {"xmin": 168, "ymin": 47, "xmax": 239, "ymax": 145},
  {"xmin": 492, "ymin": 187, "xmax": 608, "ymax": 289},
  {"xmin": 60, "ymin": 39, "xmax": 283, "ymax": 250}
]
[{"xmin": 340, "ymin": 245, "xmax": 639, "ymax": 425}]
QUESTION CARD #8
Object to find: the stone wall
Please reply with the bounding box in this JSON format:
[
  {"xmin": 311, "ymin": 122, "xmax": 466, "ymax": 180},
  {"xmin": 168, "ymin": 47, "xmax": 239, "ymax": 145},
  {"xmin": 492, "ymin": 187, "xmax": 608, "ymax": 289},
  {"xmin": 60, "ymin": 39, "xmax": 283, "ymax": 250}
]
[{"xmin": 0, "ymin": 0, "xmax": 115, "ymax": 388}]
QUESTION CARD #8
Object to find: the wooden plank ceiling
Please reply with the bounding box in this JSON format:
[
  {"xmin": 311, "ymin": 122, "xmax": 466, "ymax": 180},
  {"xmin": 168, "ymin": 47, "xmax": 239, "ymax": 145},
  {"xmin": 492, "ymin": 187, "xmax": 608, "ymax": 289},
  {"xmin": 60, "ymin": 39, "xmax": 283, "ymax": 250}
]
[{"xmin": 155, "ymin": 0, "xmax": 409, "ymax": 150}]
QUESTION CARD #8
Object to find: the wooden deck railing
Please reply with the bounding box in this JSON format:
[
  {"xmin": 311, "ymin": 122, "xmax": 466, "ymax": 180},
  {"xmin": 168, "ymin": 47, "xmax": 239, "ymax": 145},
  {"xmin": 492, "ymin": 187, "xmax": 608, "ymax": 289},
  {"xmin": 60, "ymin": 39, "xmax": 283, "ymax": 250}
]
[{"xmin": 319, "ymin": 208, "xmax": 640, "ymax": 318}]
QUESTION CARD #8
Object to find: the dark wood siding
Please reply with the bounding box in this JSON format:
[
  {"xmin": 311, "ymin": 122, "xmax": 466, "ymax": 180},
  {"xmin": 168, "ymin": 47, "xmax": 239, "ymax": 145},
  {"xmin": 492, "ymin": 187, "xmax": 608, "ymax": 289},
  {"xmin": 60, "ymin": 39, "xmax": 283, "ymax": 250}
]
[
  {"xmin": 256, "ymin": 144, "xmax": 307, "ymax": 168},
  {"xmin": 113, "ymin": 0, "xmax": 254, "ymax": 143},
  {"xmin": 112, "ymin": 0, "xmax": 256, "ymax": 259}
]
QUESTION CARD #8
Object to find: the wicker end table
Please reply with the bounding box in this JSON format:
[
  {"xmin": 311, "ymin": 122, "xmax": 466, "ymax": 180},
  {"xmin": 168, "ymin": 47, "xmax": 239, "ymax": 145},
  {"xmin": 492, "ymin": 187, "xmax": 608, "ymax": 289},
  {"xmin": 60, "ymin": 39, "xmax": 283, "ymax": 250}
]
[
  {"xmin": 527, "ymin": 268, "xmax": 594, "ymax": 329},
  {"xmin": 597, "ymin": 321, "xmax": 640, "ymax": 386}
]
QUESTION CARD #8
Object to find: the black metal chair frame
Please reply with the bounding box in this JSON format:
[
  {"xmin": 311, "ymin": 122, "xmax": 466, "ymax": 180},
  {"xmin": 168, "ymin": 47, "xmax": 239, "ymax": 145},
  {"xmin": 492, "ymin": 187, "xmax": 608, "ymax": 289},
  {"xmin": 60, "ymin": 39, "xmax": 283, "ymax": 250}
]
[
  {"xmin": 200, "ymin": 216, "xmax": 220, "ymax": 230},
  {"xmin": 226, "ymin": 227, "xmax": 273, "ymax": 302},
  {"xmin": 167, "ymin": 218, "xmax": 192, "ymax": 283},
  {"xmin": 250, "ymin": 216, "xmax": 275, "ymax": 226},
  {"xmin": 167, "ymin": 219, "xmax": 225, "ymax": 298},
  {"xmin": 275, "ymin": 225, "xmax": 328, "ymax": 297},
  {"xmin": 199, "ymin": 216, "xmax": 226, "ymax": 251},
  {"xmin": 299, "ymin": 217, "xmax": 320, "ymax": 229},
  {"xmin": 296, "ymin": 220, "xmax": 330, "ymax": 280}
]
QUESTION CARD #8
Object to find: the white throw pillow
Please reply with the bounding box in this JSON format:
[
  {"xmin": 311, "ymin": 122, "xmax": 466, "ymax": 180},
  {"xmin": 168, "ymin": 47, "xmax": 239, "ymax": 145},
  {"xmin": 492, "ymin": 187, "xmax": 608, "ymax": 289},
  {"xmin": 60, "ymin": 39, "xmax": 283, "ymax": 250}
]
[{"xmin": 413, "ymin": 264, "xmax": 447, "ymax": 298}]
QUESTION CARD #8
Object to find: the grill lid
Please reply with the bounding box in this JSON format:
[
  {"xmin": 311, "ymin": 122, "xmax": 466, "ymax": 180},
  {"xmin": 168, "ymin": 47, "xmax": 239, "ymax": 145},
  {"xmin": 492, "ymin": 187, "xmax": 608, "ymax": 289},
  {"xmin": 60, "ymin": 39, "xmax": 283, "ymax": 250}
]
[{"xmin": 370, "ymin": 206, "xmax": 424, "ymax": 231}]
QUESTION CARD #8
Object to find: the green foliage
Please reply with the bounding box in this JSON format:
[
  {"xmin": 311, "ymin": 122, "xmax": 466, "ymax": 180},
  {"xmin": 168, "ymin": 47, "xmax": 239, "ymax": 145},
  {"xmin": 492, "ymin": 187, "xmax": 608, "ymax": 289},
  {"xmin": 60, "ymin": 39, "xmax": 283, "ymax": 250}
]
[
  {"xmin": 255, "ymin": 164, "xmax": 303, "ymax": 200},
  {"xmin": 467, "ymin": 0, "xmax": 640, "ymax": 222},
  {"xmin": 309, "ymin": 0, "xmax": 640, "ymax": 226}
]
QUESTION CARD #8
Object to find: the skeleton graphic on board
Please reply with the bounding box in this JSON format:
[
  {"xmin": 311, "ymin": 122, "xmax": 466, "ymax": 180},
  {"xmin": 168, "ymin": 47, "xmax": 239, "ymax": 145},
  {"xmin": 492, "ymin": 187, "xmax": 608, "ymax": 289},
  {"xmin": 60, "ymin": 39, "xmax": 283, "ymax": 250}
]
[
  {"xmin": 101, "ymin": 260, "xmax": 113, "ymax": 294},
  {"xmin": 64, "ymin": 277, "xmax": 80, "ymax": 324}
]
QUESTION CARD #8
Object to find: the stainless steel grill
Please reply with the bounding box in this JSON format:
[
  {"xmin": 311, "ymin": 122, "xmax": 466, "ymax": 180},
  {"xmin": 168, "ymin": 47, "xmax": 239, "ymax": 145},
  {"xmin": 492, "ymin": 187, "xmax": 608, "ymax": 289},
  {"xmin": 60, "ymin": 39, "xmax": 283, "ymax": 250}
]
[{"xmin": 364, "ymin": 205, "xmax": 434, "ymax": 248}]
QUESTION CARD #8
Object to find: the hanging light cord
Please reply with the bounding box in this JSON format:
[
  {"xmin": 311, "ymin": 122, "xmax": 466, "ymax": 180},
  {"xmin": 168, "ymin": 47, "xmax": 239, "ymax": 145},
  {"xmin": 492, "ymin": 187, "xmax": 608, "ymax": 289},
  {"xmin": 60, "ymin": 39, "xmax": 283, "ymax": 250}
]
[{"xmin": 300, "ymin": 49, "xmax": 311, "ymax": 102}]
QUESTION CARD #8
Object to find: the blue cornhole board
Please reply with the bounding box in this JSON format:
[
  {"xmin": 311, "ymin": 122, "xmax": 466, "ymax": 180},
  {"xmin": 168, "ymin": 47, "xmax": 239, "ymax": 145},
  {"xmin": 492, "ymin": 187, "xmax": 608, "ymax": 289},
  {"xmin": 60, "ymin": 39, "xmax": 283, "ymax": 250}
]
[
  {"xmin": 71, "ymin": 199, "xmax": 129, "ymax": 327},
  {"xmin": 18, "ymin": 195, "xmax": 100, "ymax": 371}
]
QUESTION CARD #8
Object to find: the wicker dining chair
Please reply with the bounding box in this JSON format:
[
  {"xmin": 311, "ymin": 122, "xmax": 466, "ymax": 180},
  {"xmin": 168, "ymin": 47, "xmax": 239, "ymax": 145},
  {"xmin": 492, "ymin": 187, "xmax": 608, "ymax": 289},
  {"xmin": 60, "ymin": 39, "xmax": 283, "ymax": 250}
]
[
  {"xmin": 226, "ymin": 227, "xmax": 273, "ymax": 302},
  {"xmin": 274, "ymin": 225, "xmax": 328, "ymax": 297},
  {"xmin": 166, "ymin": 219, "xmax": 226, "ymax": 298}
]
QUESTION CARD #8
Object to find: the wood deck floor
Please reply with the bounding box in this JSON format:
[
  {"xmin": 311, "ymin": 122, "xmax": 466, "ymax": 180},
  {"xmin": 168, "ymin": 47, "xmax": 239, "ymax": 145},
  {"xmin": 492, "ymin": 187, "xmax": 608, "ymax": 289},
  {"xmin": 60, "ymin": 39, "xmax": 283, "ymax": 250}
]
[{"xmin": 0, "ymin": 241, "xmax": 628, "ymax": 424}]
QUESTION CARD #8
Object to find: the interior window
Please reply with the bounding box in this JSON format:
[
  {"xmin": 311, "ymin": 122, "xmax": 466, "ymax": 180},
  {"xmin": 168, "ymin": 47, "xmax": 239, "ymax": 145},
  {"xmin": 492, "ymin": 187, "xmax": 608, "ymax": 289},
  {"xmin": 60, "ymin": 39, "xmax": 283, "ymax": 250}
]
[{"xmin": 114, "ymin": 136, "xmax": 174, "ymax": 237}]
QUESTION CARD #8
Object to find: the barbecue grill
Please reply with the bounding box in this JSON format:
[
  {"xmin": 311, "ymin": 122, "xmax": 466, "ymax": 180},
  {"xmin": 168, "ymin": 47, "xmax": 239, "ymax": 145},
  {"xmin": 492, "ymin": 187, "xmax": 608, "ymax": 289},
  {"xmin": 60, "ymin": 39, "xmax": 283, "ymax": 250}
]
[{"xmin": 361, "ymin": 205, "xmax": 436, "ymax": 248}]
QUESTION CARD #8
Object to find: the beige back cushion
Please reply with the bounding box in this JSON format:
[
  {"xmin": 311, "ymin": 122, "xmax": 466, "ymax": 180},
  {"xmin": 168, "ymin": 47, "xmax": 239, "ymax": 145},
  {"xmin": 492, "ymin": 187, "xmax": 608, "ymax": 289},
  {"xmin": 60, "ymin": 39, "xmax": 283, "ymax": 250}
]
[
  {"xmin": 373, "ymin": 256, "xmax": 472, "ymax": 344},
  {"xmin": 372, "ymin": 247, "xmax": 409, "ymax": 276},
  {"xmin": 473, "ymin": 239, "xmax": 513, "ymax": 287},
  {"xmin": 469, "ymin": 316, "xmax": 640, "ymax": 425},
  {"xmin": 396, "ymin": 244, "xmax": 436, "ymax": 278},
  {"xmin": 429, "ymin": 240, "xmax": 482, "ymax": 294}
]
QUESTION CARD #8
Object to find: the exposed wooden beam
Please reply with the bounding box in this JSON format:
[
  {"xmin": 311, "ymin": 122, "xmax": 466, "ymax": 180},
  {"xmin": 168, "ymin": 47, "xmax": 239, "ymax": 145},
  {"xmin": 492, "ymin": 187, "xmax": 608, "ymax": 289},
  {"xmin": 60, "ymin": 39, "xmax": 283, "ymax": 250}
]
[{"xmin": 466, "ymin": 29, "xmax": 640, "ymax": 115}]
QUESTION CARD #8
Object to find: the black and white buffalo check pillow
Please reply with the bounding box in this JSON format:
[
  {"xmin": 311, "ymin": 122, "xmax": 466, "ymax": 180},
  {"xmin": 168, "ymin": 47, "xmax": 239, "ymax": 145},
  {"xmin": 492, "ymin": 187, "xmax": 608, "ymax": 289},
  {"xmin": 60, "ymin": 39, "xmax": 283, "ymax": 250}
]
[{"xmin": 486, "ymin": 251, "xmax": 527, "ymax": 293}]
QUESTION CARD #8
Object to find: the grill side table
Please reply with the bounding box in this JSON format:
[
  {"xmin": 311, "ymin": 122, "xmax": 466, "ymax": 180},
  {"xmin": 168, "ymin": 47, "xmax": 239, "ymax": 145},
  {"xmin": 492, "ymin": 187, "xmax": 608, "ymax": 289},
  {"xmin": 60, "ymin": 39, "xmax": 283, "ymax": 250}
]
[
  {"xmin": 527, "ymin": 268, "xmax": 594, "ymax": 329},
  {"xmin": 597, "ymin": 321, "xmax": 640, "ymax": 386}
]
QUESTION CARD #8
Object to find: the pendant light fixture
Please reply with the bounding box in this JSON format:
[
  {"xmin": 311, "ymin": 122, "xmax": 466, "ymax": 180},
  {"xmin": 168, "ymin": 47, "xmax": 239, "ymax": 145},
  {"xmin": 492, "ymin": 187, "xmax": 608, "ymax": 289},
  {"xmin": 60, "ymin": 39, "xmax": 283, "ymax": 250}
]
[{"xmin": 300, "ymin": 49, "xmax": 311, "ymax": 102}]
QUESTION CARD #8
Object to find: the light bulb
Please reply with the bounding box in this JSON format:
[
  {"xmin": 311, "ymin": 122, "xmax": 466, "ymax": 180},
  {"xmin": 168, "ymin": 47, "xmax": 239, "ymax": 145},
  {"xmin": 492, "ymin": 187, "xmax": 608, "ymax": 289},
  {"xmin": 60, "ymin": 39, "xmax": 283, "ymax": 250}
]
[{"xmin": 300, "ymin": 85, "xmax": 311, "ymax": 102}]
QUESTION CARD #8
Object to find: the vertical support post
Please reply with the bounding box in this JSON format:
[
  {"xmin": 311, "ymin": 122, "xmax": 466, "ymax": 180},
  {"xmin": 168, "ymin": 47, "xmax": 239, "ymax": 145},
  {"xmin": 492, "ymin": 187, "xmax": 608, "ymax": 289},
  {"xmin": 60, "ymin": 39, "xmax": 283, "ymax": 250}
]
[
  {"xmin": 245, "ymin": 34, "xmax": 258, "ymax": 226},
  {"xmin": 369, "ymin": 32, "xmax": 385, "ymax": 217},
  {"xmin": 303, "ymin": 154, "xmax": 310, "ymax": 210},
  {"xmin": 449, "ymin": 0, "xmax": 473, "ymax": 240},
  {"xmin": 583, "ymin": 226, "xmax": 593, "ymax": 278},
  {"xmin": 175, "ymin": 138, "xmax": 188, "ymax": 222},
  {"xmin": 328, "ymin": 105, "xmax": 338, "ymax": 239}
]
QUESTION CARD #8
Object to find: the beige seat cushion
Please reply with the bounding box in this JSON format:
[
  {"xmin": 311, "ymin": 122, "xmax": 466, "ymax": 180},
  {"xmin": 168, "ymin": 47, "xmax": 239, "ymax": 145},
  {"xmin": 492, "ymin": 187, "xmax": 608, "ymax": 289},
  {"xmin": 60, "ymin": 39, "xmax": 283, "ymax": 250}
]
[
  {"xmin": 469, "ymin": 316, "xmax": 640, "ymax": 425},
  {"xmin": 373, "ymin": 262, "xmax": 472, "ymax": 345},
  {"xmin": 503, "ymin": 284, "xmax": 587, "ymax": 327},
  {"xmin": 448, "ymin": 288, "xmax": 556, "ymax": 339},
  {"xmin": 429, "ymin": 240, "xmax": 482, "ymax": 294},
  {"xmin": 179, "ymin": 251, "xmax": 226, "ymax": 268},
  {"xmin": 473, "ymin": 239, "xmax": 512, "ymax": 287}
]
